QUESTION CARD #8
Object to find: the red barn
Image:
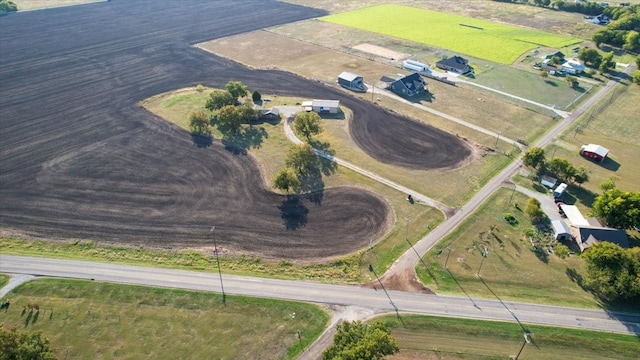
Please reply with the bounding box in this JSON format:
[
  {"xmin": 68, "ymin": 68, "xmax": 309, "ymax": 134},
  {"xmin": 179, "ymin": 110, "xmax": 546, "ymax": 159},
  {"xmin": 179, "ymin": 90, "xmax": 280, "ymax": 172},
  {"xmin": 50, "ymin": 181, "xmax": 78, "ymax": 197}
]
[{"xmin": 580, "ymin": 144, "xmax": 609, "ymax": 162}]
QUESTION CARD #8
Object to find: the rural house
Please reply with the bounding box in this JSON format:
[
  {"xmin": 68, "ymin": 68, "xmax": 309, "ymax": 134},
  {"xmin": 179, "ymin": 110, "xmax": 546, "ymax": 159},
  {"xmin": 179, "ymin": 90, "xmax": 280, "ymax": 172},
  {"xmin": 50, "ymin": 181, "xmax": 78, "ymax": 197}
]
[
  {"xmin": 561, "ymin": 58, "xmax": 586, "ymax": 75},
  {"xmin": 570, "ymin": 225, "xmax": 629, "ymax": 252},
  {"xmin": 259, "ymin": 107, "xmax": 280, "ymax": 120},
  {"xmin": 387, "ymin": 73, "xmax": 426, "ymax": 97},
  {"xmin": 435, "ymin": 56, "xmax": 471, "ymax": 74},
  {"xmin": 580, "ymin": 144, "xmax": 609, "ymax": 162},
  {"xmin": 337, "ymin": 72, "xmax": 366, "ymax": 92}
]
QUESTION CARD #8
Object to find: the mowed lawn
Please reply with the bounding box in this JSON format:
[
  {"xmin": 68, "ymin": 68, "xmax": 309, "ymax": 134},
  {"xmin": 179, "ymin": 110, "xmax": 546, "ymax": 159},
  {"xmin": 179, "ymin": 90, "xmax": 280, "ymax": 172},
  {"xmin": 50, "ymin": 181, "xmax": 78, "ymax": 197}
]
[
  {"xmin": 417, "ymin": 188, "xmax": 598, "ymax": 309},
  {"xmin": 321, "ymin": 4, "xmax": 580, "ymax": 64},
  {"xmin": 380, "ymin": 315, "xmax": 640, "ymax": 360},
  {"xmin": 0, "ymin": 279, "xmax": 329, "ymax": 360}
]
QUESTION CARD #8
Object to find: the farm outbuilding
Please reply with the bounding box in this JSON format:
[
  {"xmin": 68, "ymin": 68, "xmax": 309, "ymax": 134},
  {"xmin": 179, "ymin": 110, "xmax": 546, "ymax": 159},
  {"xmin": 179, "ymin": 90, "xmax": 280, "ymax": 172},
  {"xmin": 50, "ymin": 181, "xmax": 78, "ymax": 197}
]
[
  {"xmin": 402, "ymin": 59, "xmax": 429, "ymax": 74},
  {"xmin": 552, "ymin": 220, "xmax": 571, "ymax": 241},
  {"xmin": 580, "ymin": 144, "xmax": 609, "ymax": 162},
  {"xmin": 337, "ymin": 72, "xmax": 366, "ymax": 92},
  {"xmin": 302, "ymin": 99, "xmax": 340, "ymax": 114}
]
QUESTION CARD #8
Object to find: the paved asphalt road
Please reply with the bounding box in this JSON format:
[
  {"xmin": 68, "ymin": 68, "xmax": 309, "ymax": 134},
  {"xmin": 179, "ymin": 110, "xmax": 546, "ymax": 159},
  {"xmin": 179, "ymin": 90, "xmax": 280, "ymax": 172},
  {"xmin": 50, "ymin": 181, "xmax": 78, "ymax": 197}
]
[{"xmin": 1, "ymin": 255, "xmax": 639, "ymax": 336}]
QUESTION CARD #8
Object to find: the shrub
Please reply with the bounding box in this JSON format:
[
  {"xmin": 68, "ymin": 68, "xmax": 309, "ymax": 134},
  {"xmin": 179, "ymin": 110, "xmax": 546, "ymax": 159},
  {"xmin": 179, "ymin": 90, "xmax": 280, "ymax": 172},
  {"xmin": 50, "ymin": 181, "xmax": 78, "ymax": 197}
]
[{"xmin": 504, "ymin": 213, "xmax": 518, "ymax": 226}]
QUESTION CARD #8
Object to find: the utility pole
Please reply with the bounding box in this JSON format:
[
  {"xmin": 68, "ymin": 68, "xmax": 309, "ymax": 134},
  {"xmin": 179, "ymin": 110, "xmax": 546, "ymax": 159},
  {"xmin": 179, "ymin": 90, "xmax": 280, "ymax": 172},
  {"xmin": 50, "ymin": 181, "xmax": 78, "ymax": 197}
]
[
  {"xmin": 444, "ymin": 247, "xmax": 453, "ymax": 268},
  {"xmin": 211, "ymin": 226, "xmax": 226, "ymax": 305},
  {"xmin": 513, "ymin": 332, "xmax": 532, "ymax": 360},
  {"xmin": 477, "ymin": 248, "xmax": 488, "ymax": 277},
  {"xmin": 368, "ymin": 264, "xmax": 398, "ymax": 313},
  {"xmin": 508, "ymin": 184, "xmax": 517, "ymax": 206}
]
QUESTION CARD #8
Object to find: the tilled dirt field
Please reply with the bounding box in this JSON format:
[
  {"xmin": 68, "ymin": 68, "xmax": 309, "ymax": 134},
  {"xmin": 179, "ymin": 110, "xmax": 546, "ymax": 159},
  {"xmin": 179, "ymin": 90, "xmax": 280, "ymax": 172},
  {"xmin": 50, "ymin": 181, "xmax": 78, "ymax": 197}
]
[{"xmin": 0, "ymin": 0, "xmax": 469, "ymax": 259}]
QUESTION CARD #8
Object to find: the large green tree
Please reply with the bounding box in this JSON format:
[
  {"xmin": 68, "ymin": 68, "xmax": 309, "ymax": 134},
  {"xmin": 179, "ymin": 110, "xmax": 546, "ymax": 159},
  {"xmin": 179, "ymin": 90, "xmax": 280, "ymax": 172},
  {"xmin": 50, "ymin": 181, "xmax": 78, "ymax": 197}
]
[
  {"xmin": 285, "ymin": 144, "xmax": 317, "ymax": 175},
  {"xmin": 546, "ymin": 158, "xmax": 576, "ymax": 183},
  {"xmin": 188, "ymin": 110, "xmax": 211, "ymax": 136},
  {"xmin": 205, "ymin": 90, "xmax": 235, "ymax": 111},
  {"xmin": 599, "ymin": 52, "xmax": 616, "ymax": 74},
  {"xmin": 522, "ymin": 147, "xmax": 545, "ymax": 169},
  {"xmin": 0, "ymin": 327, "xmax": 56, "ymax": 360},
  {"xmin": 216, "ymin": 105, "xmax": 243, "ymax": 134},
  {"xmin": 293, "ymin": 111, "xmax": 323, "ymax": 141},
  {"xmin": 591, "ymin": 187, "xmax": 640, "ymax": 229},
  {"xmin": 225, "ymin": 81, "xmax": 248, "ymax": 100},
  {"xmin": 623, "ymin": 30, "xmax": 640, "ymax": 53},
  {"xmin": 582, "ymin": 242, "xmax": 640, "ymax": 302},
  {"xmin": 322, "ymin": 321, "xmax": 399, "ymax": 360},
  {"xmin": 578, "ymin": 48, "xmax": 603, "ymax": 68},
  {"xmin": 525, "ymin": 197, "xmax": 545, "ymax": 223}
]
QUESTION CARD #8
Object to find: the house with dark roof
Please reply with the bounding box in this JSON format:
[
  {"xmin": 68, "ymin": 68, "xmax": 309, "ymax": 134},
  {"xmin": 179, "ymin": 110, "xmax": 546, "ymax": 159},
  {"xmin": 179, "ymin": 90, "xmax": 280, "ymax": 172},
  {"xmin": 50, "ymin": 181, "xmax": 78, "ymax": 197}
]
[
  {"xmin": 435, "ymin": 56, "xmax": 471, "ymax": 74},
  {"xmin": 570, "ymin": 225, "xmax": 629, "ymax": 252},
  {"xmin": 387, "ymin": 73, "xmax": 426, "ymax": 97}
]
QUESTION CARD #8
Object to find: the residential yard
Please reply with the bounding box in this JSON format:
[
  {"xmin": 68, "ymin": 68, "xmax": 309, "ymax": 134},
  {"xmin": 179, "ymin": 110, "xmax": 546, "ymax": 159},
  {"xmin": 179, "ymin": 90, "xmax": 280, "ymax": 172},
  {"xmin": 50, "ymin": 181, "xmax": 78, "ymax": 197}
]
[
  {"xmin": 417, "ymin": 188, "xmax": 600, "ymax": 309},
  {"xmin": 379, "ymin": 315, "xmax": 640, "ymax": 360},
  {"xmin": 0, "ymin": 279, "xmax": 329, "ymax": 360},
  {"xmin": 320, "ymin": 4, "xmax": 579, "ymax": 64},
  {"xmin": 140, "ymin": 87, "xmax": 444, "ymax": 281}
]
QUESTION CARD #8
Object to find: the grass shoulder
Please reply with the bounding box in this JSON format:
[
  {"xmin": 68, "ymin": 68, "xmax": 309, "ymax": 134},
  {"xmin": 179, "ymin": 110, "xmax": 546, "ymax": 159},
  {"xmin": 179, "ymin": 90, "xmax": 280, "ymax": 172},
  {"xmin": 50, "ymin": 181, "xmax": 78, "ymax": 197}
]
[
  {"xmin": 378, "ymin": 314, "xmax": 640, "ymax": 359},
  {"xmin": 0, "ymin": 278, "xmax": 328, "ymax": 360},
  {"xmin": 0, "ymin": 274, "xmax": 8, "ymax": 288}
]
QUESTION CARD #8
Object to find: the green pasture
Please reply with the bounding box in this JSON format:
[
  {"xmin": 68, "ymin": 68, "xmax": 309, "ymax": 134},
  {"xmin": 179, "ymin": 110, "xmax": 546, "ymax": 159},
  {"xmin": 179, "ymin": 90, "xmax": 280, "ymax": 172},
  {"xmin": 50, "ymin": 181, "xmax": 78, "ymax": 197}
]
[
  {"xmin": 321, "ymin": 4, "xmax": 580, "ymax": 64},
  {"xmin": 0, "ymin": 279, "xmax": 328, "ymax": 360},
  {"xmin": 379, "ymin": 315, "xmax": 640, "ymax": 359},
  {"xmin": 417, "ymin": 188, "xmax": 601, "ymax": 309}
]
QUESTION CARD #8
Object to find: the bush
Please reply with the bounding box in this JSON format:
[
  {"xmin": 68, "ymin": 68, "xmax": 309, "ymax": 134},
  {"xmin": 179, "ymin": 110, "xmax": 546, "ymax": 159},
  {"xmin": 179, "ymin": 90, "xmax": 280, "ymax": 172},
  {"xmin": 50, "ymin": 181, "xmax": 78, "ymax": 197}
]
[
  {"xmin": 554, "ymin": 244, "xmax": 571, "ymax": 259},
  {"xmin": 504, "ymin": 213, "xmax": 518, "ymax": 226}
]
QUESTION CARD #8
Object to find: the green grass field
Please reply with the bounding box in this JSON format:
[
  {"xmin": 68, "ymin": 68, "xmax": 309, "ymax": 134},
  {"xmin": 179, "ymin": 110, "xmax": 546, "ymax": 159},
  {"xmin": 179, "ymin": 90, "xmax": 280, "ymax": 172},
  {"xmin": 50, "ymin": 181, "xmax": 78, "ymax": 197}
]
[
  {"xmin": 417, "ymin": 188, "xmax": 601, "ymax": 309},
  {"xmin": 0, "ymin": 274, "xmax": 8, "ymax": 288},
  {"xmin": 379, "ymin": 315, "xmax": 640, "ymax": 359},
  {"xmin": 321, "ymin": 4, "xmax": 580, "ymax": 64},
  {"xmin": 0, "ymin": 279, "xmax": 329, "ymax": 360}
]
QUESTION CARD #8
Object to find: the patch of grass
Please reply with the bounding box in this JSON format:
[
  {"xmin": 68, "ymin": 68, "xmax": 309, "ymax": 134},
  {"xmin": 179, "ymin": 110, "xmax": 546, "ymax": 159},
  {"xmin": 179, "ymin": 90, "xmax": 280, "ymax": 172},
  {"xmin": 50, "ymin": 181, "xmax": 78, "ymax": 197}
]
[
  {"xmin": 0, "ymin": 278, "xmax": 328, "ymax": 360},
  {"xmin": 378, "ymin": 314, "xmax": 640, "ymax": 359},
  {"xmin": 554, "ymin": 84, "xmax": 640, "ymax": 194},
  {"xmin": 0, "ymin": 274, "xmax": 9, "ymax": 288},
  {"xmin": 321, "ymin": 4, "xmax": 580, "ymax": 64},
  {"xmin": 417, "ymin": 188, "xmax": 600, "ymax": 308}
]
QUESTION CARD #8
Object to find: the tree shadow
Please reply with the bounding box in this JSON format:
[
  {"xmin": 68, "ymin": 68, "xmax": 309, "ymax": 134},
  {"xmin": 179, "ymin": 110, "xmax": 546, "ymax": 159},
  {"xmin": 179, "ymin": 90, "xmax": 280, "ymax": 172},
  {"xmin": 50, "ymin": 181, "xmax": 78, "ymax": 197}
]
[
  {"xmin": 545, "ymin": 80, "xmax": 559, "ymax": 87},
  {"xmin": 565, "ymin": 187, "xmax": 597, "ymax": 207},
  {"xmin": 278, "ymin": 197, "xmax": 309, "ymax": 230},
  {"xmin": 222, "ymin": 126, "xmax": 268, "ymax": 152},
  {"xmin": 298, "ymin": 167, "xmax": 325, "ymax": 204},
  {"xmin": 566, "ymin": 267, "xmax": 584, "ymax": 287},
  {"xmin": 191, "ymin": 134, "xmax": 212, "ymax": 148},
  {"xmin": 24, "ymin": 310, "xmax": 33, "ymax": 327},
  {"xmin": 304, "ymin": 189, "xmax": 324, "ymax": 206},
  {"xmin": 309, "ymin": 139, "xmax": 338, "ymax": 177},
  {"xmin": 532, "ymin": 247, "xmax": 549, "ymax": 264}
]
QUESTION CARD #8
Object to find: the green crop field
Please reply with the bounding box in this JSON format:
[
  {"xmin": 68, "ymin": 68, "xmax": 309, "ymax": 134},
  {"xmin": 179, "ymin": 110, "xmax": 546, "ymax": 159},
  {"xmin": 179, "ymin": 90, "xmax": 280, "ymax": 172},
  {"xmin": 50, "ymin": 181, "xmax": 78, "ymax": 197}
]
[{"xmin": 321, "ymin": 4, "xmax": 580, "ymax": 64}]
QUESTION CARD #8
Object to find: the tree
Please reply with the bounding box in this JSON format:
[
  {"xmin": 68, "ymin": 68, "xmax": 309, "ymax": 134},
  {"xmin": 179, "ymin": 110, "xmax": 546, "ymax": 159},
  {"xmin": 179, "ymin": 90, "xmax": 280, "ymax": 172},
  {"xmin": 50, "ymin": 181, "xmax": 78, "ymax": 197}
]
[
  {"xmin": 0, "ymin": 0, "xmax": 17, "ymax": 13},
  {"xmin": 216, "ymin": 105, "xmax": 243, "ymax": 134},
  {"xmin": 273, "ymin": 167, "xmax": 300, "ymax": 194},
  {"xmin": 554, "ymin": 244, "xmax": 570, "ymax": 259},
  {"xmin": 225, "ymin": 81, "xmax": 248, "ymax": 100},
  {"xmin": 635, "ymin": 55, "xmax": 640, "ymax": 69},
  {"xmin": 0, "ymin": 326, "xmax": 56, "ymax": 360},
  {"xmin": 633, "ymin": 70, "xmax": 640, "ymax": 85},
  {"xmin": 293, "ymin": 111, "xmax": 323, "ymax": 141},
  {"xmin": 188, "ymin": 110, "xmax": 211, "ymax": 136},
  {"xmin": 252, "ymin": 90, "xmax": 262, "ymax": 103},
  {"xmin": 565, "ymin": 75, "xmax": 578, "ymax": 88},
  {"xmin": 236, "ymin": 104, "xmax": 258, "ymax": 125},
  {"xmin": 582, "ymin": 242, "xmax": 640, "ymax": 302},
  {"xmin": 623, "ymin": 30, "xmax": 640, "ymax": 53},
  {"xmin": 591, "ymin": 187, "xmax": 640, "ymax": 229},
  {"xmin": 599, "ymin": 51, "xmax": 616, "ymax": 74},
  {"xmin": 285, "ymin": 143, "xmax": 317, "ymax": 175},
  {"xmin": 599, "ymin": 176, "xmax": 617, "ymax": 191},
  {"xmin": 205, "ymin": 90, "xmax": 235, "ymax": 111},
  {"xmin": 522, "ymin": 147, "xmax": 545, "ymax": 169},
  {"xmin": 540, "ymin": 70, "xmax": 549, "ymax": 78},
  {"xmin": 322, "ymin": 321, "xmax": 399, "ymax": 360},
  {"xmin": 546, "ymin": 158, "xmax": 576, "ymax": 182},
  {"xmin": 572, "ymin": 165, "xmax": 589, "ymax": 186},
  {"xmin": 525, "ymin": 197, "xmax": 545, "ymax": 223},
  {"xmin": 578, "ymin": 48, "xmax": 603, "ymax": 68}
]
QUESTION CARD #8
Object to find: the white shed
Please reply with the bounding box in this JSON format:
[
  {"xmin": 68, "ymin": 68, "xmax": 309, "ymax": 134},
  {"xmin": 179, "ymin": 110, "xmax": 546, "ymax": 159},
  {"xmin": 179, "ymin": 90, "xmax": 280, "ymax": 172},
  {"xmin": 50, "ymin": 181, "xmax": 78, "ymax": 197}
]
[
  {"xmin": 552, "ymin": 220, "xmax": 571, "ymax": 241},
  {"xmin": 307, "ymin": 99, "xmax": 340, "ymax": 114}
]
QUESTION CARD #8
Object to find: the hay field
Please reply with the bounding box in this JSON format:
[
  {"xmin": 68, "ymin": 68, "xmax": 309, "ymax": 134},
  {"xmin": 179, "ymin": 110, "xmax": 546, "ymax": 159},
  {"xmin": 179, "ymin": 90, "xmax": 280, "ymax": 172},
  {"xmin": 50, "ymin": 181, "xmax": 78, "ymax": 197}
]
[{"xmin": 321, "ymin": 4, "xmax": 580, "ymax": 64}]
